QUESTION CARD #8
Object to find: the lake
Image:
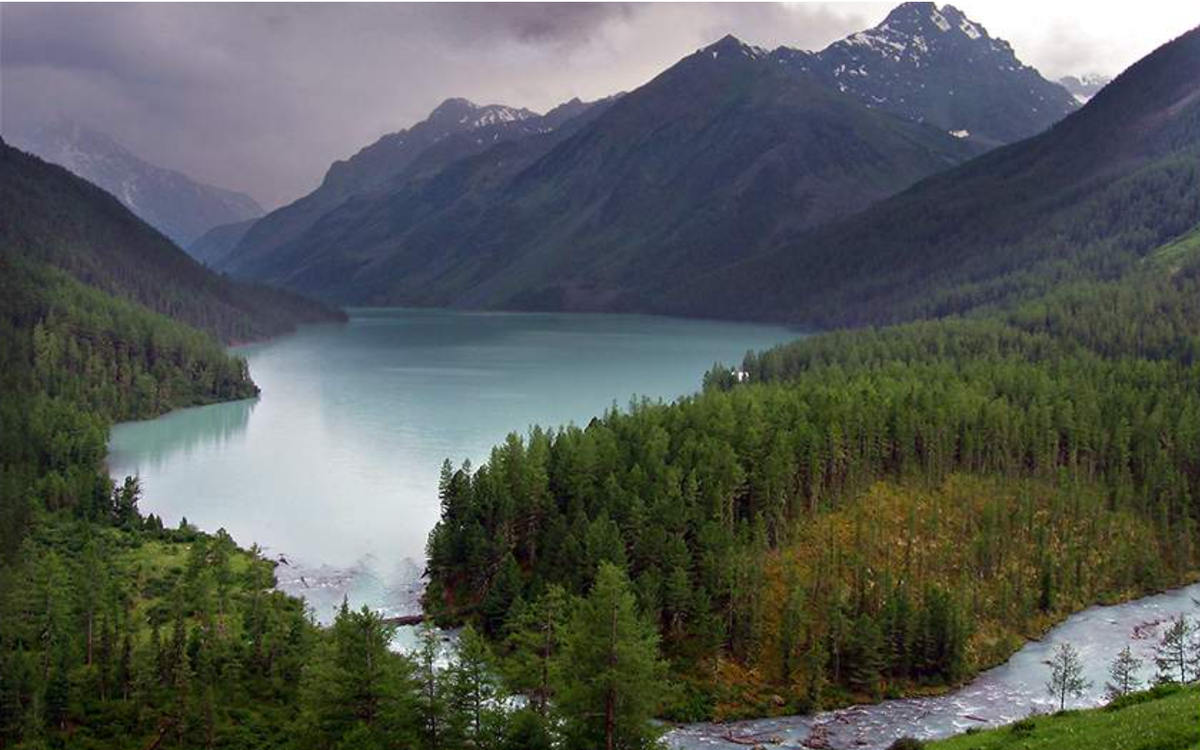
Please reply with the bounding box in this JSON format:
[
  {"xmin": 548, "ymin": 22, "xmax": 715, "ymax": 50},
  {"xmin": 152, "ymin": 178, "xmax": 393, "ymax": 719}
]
[{"xmin": 107, "ymin": 307, "xmax": 798, "ymax": 622}]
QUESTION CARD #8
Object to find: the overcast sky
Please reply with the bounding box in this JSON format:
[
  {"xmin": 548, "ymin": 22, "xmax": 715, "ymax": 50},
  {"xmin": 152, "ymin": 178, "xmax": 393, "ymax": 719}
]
[{"xmin": 3, "ymin": 2, "xmax": 1197, "ymax": 209}]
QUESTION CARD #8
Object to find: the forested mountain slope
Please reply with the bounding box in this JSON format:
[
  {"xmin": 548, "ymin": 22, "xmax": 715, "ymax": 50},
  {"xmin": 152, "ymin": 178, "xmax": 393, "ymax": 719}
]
[
  {"xmin": 226, "ymin": 35, "xmax": 982, "ymax": 308},
  {"xmin": 221, "ymin": 96, "xmax": 609, "ymax": 275},
  {"xmin": 186, "ymin": 217, "xmax": 257, "ymax": 266},
  {"xmin": 0, "ymin": 140, "xmax": 344, "ymax": 343},
  {"xmin": 665, "ymin": 26, "xmax": 1200, "ymax": 327}
]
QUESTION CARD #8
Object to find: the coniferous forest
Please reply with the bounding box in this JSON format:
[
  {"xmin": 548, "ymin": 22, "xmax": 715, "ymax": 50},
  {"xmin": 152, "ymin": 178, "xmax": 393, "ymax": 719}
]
[{"xmin": 424, "ymin": 263, "xmax": 1200, "ymax": 720}]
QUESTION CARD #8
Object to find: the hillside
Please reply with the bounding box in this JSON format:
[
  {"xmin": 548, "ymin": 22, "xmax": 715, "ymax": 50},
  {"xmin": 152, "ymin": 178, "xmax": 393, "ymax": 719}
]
[
  {"xmin": 187, "ymin": 217, "xmax": 257, "ymax": 267},
  {"xmin": 0, "ymin": 139, "xmax": 344, "ymax": 343},
  {"xmin": 929, "ymin": 686, "xmax": 1199, "ymax": 750},
  {"xmin": 224, "ymin": 34, "xmax": 984, "ymax": 308},
  {"xmin": 221, "ymin": 96, "xmax": 609, "ymax": 275},
  {"xmin": 664, "ymin": 26, "xmax": 1200, "ymax": 327},
  {"xmin": 8, "ymin": 119, "xmax": 263, "ymax": 248}
]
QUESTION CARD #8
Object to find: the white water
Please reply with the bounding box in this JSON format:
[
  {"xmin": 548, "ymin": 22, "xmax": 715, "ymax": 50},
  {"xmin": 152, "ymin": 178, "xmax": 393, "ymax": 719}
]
[{"xmin": 668, "ymin": 582, "xmax": 1200, "ymax": 749}]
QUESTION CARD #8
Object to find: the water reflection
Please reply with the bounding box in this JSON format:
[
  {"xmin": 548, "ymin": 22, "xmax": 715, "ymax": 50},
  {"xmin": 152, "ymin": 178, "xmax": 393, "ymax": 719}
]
[{"xmin": 108, "ymin": 397, "xmax": 256, "ymax": 474}]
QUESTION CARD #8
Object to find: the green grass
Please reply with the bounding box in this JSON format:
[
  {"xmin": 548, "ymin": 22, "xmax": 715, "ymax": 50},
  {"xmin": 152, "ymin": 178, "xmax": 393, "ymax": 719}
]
[
  {"xmin": 1148, "ymin": 225, "xmax": 1200, "ymax": 273},
  {"xmin": 928, "ymin": 686, "xmax": 1200, "ymax": 750}
]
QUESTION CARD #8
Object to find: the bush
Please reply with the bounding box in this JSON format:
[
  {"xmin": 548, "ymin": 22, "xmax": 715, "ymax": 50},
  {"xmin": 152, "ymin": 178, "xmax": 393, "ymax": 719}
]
[
  {"xmin": 888, "ymin": 738, "xmax": 925, "ymax": 750},
  {"xmin": 1010, "ymin": 718, "xmax": 1037, "ymax": 736},
  {"xmin": 1105, "ymin": 683, "xmax": 1182, "ymax": 712}
]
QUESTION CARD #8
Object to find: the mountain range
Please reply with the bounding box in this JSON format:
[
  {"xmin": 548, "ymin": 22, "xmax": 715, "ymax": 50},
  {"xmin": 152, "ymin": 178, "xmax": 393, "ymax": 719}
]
[
  {"xmin": 662, "ymin": 25, "xmax": 1200, "ymax": 326},
  {"xmin": 7, "ymin": 119, "xmax": 264, "ymax": 249},
  {"xmin": 218, "ymin": 2, "xmax": 1080, "ymax": 313}
]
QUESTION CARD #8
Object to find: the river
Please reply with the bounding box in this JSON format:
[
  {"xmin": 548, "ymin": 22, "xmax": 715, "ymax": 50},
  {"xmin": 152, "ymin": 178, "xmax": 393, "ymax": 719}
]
[{"xmin": 666, "ymin": 582, "xmax": 1200, "ymax": 749}]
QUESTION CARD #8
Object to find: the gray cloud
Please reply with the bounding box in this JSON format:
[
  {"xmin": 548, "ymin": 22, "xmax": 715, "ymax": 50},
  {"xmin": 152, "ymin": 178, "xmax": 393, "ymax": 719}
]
[{"xmin": 2, "ymin": 3, "xmax": 1192, "ymax": 209}]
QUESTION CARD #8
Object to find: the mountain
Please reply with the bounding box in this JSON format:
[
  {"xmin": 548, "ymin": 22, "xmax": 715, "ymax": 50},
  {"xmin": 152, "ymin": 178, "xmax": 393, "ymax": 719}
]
[
  {"xmin": 224, "ymin": 34, "xmax": 987, "ymax": 308},
  {"xmin": 7, "ymin": 119, "xmax": 263, "ymax": 249},
  {"xmin": 223, "ymin": 98, "xmax": 601, "ymax": 274},
  {"xmin": 188, "ymin": 218, "xmax": 257, "ymax": 266},
  {"xmin": 776, "ymin": 2, "xmax": 1079, "ymax": 147},
  {"xmin": 661, "ymin": 26, "xmax": 1200, "ymax": 327},
  {"xmin": 0, "ymin": 138, "xmax": 343, "ymax": 343},
  {"xmin": 1058, "ymin": 73, "xmax": 1113, "ymax": 103},
  {"xmin": 222, "ymin": 3, "xmax": 1080, "ymax": 312}
]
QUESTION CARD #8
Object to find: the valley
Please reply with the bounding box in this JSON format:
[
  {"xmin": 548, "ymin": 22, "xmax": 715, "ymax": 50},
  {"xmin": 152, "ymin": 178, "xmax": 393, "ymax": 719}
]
[{"xmin": 2, "ymin": 3, "xmax": 1199, "ymax": 749}]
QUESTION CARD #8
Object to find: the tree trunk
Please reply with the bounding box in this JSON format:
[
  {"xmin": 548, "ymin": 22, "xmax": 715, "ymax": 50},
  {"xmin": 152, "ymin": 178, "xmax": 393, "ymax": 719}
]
[{"xmin": 606, "ymin": 603, "xmax": 617, "ymax": 750}]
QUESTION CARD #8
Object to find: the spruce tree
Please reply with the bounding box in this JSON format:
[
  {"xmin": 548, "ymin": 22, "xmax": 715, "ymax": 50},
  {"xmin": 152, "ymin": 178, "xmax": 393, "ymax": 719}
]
[
  {"xmin": 554, "ymin": 563, "xmax": 667, "ymax": 750},
  {"xmin": 481, "ymin": 553, "xmax": 523, "ymax": 637},
  {"xmin": 503, "ymin": 585, "xmax": 568, "ymax": 715},
  {"xmin": 447, "ymin": 624, "xmax": 504, "ymax": 747}
]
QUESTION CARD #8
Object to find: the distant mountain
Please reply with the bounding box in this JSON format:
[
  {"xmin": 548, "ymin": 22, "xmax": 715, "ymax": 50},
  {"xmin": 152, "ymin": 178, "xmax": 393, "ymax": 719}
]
[
  {"xmin": 1058, "ymin": 73, "xmax": 1113, "ymax": 103},
  {"xmin": 224, "ymin": 34, "xmax": 984, "ymax": 309},
  {"xmin": 661, "ymin": 26, "xmax": 1200, "ymax": 327},
  {"xmin": 188, "ymin": 218, "xmax": 257, "ymax": 267},
  {"xmin": 7, "ymin": 119, "xmax": 263, "ymax": 249},
  {"xmin": 0, "ymin": 139, "xmax": 342, "ymax": 343},
  {"xmin": 775, "ymin": 2, "xmax": 1079, "ymax": 147},
  {"xmin": 223, "ymin": 98, "xmax": 603, "ymax": 274}
]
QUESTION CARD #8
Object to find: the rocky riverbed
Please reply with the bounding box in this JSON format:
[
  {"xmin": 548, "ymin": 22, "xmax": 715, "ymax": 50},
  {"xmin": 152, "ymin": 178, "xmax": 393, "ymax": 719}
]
[{"xmin": 666, "ymin": 582, "xmax": 1200, "ymax": 750}]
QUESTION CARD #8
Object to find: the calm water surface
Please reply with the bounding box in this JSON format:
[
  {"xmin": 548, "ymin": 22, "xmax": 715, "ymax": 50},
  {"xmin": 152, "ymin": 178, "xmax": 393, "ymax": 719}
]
[{"xmin": 108, "ymin": 308, "xmax": 798, "ymax": 622}]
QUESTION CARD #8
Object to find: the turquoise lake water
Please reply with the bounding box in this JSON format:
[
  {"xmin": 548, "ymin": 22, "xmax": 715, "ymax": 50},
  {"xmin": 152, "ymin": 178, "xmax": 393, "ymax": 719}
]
[{"xmin": 108, "ymin": 308, "xmax": 798, "ymax": 621}]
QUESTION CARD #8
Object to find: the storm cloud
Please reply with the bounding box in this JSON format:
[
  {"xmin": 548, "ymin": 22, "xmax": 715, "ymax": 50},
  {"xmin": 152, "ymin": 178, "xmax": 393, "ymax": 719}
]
[{"xmin": 3, "ymin": 2, "xmax": 1196, "ymax": 209}]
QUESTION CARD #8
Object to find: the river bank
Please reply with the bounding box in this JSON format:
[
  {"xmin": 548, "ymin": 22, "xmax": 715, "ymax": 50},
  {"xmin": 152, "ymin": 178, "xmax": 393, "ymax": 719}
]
[{"xmin": 666, "ymin": 581, "xmax": 1200, "ymax": 749}]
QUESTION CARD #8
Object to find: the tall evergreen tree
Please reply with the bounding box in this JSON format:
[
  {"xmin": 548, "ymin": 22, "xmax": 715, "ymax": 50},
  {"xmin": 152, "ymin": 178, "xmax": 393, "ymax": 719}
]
[
  {"xmin": 503, "ymin": 585, "xmax": 568, "ymax": 715},
  {"xmin": 554, "ymin": 563, "xmax": 667, "ymax": 750},
  {"xmin": 447, "ymin": 624, "xmax": 504, "ymax": 747}
]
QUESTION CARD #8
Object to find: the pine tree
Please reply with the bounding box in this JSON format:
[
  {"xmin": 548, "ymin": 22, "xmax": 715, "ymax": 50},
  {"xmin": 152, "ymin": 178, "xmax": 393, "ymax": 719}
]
[
  {"xmin": 1154, "ymin": 615, "xmax": 1194, "ymax": 685},
  {"xmin": 845, "ymin": 613, "xmax": 886, "ymax": 697},
  {"xmin": 447, "ymin": 624, "xmax": 504, "ymax": 747},
  {"xmin": 481, "ymin": 553, "xmax": 523, "ymax": 637},
  {"xmin": 415, "ymin": 621, "xmax": 450, "ymax": 750},
  {"xmin": 1103, "ymin": 645, "xmax": 1143, "ymax": 702},
  {"xmin": 503, "ymin": 585, "xmax": 568, "ymax": 715},
  {"xmin": 1046, "ymin": 642, "xmax": 1091, "ymax": 711},
  {"xmin": 554, "ymin": 563, "xmax": 667, "ymax": 750}
]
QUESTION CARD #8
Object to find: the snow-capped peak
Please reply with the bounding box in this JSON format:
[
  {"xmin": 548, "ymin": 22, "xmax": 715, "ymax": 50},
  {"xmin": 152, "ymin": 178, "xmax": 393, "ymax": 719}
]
[{"xmin": 428, "ymin": 98, "xmax": 537, "ymax": 130}]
